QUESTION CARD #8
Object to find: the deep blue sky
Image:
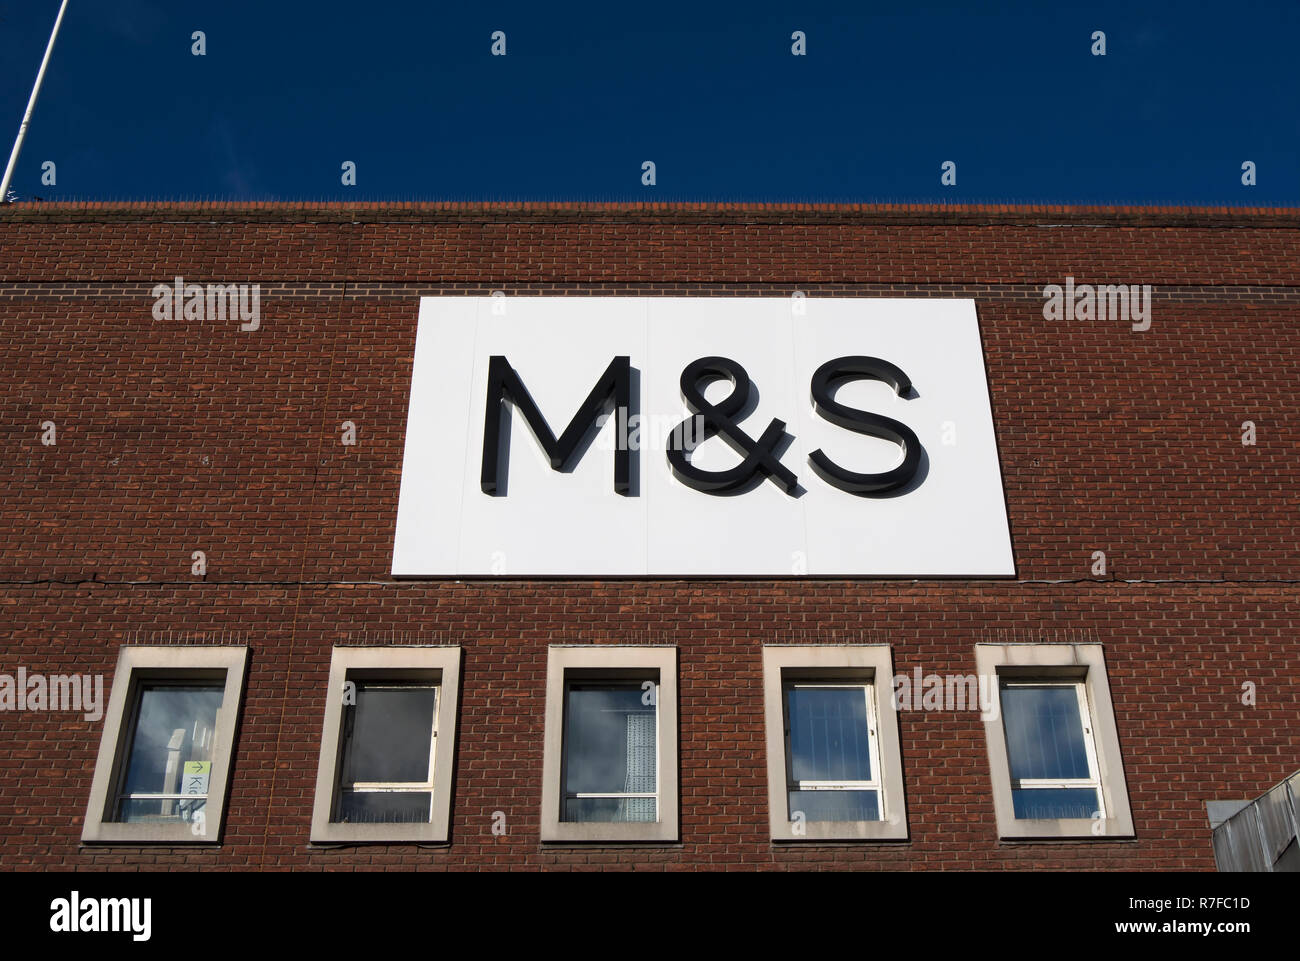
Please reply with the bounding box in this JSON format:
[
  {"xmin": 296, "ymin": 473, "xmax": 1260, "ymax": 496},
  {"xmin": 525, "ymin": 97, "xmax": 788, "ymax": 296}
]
[{"xmin": 1, "ymin": 0, "xmax": 1295, "ymax": 204}]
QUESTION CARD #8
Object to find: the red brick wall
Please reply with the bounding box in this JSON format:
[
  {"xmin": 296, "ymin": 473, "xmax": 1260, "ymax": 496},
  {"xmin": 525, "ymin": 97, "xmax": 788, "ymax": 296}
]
[{"xmin": 0, "ymin": 203, "xmax": 1296, "ymax": 870}]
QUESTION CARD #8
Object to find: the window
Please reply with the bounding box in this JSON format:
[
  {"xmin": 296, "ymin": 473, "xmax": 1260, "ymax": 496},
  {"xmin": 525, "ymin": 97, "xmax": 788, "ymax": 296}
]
[
  {"xmin": 310, "ymin": 647, "xmax": 461, "ymax": 843},
  {"xmin": 82, "ymin": 646, "xmax": 247, "ymax": 844},
  {"xmin": 1001, "ymin": 681, "xmax": 1101, "ymax": 819},
  {"xmin": 541, "ymin": 646, "xmax": 677, "ymax": 843},
  {"xmin": 114, "ymin": 682, "xmax": 225, "ymax": 825},
  {"xmin": 562, "ymin": 682, "xmax": 658, "ymax": 823},
  {"xmin": 976, "ymin": 643, "xmax": 1134, "ymax": 839},
  {"xmin": 762, "ymin": 646, "xmax": 908, "ymax": 841},
  {"xmin": 335, "ymin": 683, "xmax": 439, "ymax": 824},
  {"xmin": 785, "ymin": 683, "xmax": 882, "ymax": 823}
]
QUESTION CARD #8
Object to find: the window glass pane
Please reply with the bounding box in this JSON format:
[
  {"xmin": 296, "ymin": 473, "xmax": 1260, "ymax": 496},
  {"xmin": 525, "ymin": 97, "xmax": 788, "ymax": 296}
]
[
  {"xmin": 788, "ymin": 789, "xmax": 880, "ymax": 823},
  {"xmin": 340, "ymin": 685, "xmax": 436, "ymax": 784},
  {"xmin": 115, "ymin": 683, "xmax": 223, "ymax": 824},
  {"xmin": 562, "ymin": 683, "xmax": 656, "ymax": 822},
  {"xmin": 116, "ymin": 796, "xmax": 208, "ymax": 824},
  {"xmin": 1001, "ymin": 684, "xmax": 1090, "ymax": 781},
  {"xmin": 786, "ymin": 686, "xmax": 872, "ymax": 783},
  {"xmin": 335, "ymin": 790, "xmax": 432, "ymax": 824},
  {"xmin": 564, "ymin": 796, "xmax": 656, "ymax": 823},
  {"xmin": 1012, "ymin": 787, "xmax": 1100, "ymax": 820}
]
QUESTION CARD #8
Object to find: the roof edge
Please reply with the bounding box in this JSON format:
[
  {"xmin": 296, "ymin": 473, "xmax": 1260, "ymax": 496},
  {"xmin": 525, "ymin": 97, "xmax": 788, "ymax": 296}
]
[{"xmin": 3, "ymin": 200, "xmax": 1300, "ymax": 227}]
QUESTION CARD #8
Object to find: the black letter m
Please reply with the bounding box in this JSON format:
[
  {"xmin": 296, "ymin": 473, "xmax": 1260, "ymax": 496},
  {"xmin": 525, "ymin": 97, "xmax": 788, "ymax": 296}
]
[{"xmin": 481, "ymin": 355, "xmax": 631, "ymax": 495}]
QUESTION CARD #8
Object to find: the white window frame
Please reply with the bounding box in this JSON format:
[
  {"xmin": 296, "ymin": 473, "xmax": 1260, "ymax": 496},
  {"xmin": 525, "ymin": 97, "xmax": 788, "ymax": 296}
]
[
  {"xmin": 333, "ymin": 681, "xmax": 440, "ymax": 823},
  {"xmin": 310, "ymin": 647, "xmax": 461, "ymax": 844},
  {"xmin": 560, "ymin": 679, "xmax": 659, "ymax": 821},
  {"xmin": 762, "ymin": 645, "xmax": 908, "ymax": 842},
  {"xmin": 82, "ymin": 646, "xmax": 248, "ymax": 845},
  {"xmin": 976, "ymin": 643, "xmax": 1134, "ymax": 839},
  {"xmin": 783, "ymin": 681, "xmax": 883, "ymax": 818},
  {"xmin": 1000, "ymin": 679, "xmax": 1104, "ymax": 814},
  {"xmin": 540, "ymin": 646, "xmax": 678, "ymax": 844}
]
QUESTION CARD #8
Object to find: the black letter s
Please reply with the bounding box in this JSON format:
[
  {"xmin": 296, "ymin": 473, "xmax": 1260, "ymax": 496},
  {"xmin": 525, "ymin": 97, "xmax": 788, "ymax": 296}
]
[{"xmin": 808, "ymin": 356, "xmax": 921, "ymax": 494}]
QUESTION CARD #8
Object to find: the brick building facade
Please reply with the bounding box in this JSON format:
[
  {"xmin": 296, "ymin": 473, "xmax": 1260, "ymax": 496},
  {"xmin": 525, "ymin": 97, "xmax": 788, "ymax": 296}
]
[{"xmin": 0, "ymin": 202, "xmax": 1296, "ymax": 870}]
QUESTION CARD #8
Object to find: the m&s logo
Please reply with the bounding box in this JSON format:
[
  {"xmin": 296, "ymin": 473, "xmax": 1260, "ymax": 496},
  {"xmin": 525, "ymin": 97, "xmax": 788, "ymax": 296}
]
[{"xmin": 481, "ymin": 354, "xmax": 921, "ymax": 496}]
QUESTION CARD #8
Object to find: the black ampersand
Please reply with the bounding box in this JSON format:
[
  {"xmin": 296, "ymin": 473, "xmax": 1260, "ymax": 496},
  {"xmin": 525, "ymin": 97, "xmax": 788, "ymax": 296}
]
[{"xmin": 666, "ymin": 356, "xmax": 798, "ymax": 495}]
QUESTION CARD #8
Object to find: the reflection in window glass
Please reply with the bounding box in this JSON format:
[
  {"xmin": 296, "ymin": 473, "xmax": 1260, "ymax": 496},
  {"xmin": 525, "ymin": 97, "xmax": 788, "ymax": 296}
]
[
  {"xmin": 1002, "ymin": 683, "xmax": 1101, "ymax": 820},
  {"xmin": 784, "ymin": 684, "xmax": 880, "ymax": 823},
  {"xmin": 333, "ymin": 684, "xmax": 437, "ymax": 825},
  {"xmin": 788, "ymin": 789, "xmax": 879, "ymax": 822},
  {"xmin": 335, "ymin": 791, "xmax": 434, "ymax": 824},
  {"xmin": 787, "ymin": 686, "xmax": 872, "ymax": 783},
  {"xmin": 1011, "ymin": 787, "xmax": 1099, "ymax": 819},
  {"xmin": 114, "ymin": 684, "xmax": 224, "ymax": 825},
  {"xmin": 1002, "ymin": 686, "xmax": 1089, "ymax": 781},
  {"xmin": 562, "ymin": 683, "xmax": 656, "ymax": 823}
]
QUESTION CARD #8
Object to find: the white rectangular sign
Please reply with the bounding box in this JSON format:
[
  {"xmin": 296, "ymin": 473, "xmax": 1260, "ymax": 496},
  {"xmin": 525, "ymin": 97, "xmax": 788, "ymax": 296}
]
[{"xmin": 392, "ymin": 297, "xmax": 1014, "ymax": 577}]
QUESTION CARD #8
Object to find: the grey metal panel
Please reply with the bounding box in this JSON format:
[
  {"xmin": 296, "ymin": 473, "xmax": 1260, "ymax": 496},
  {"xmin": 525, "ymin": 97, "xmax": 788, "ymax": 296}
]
[
  {"xmin": 1213, "ymin": 806, "xmax": 1270, "ymax": 872},
  {"xmin": 1206, "ymin": 800, "xmax": 1251, "ymax": 830},
  {"xmin": 1210, "ymin": 768, "xmax": 1300, "ymax": 872},
  {"xmin": 1256, "ymin": 781, "xmax": 1298, "ymax": 866},
  {"xmin": 1274, "ymin": 837, "xmax": 1300, "ymax": 873}
]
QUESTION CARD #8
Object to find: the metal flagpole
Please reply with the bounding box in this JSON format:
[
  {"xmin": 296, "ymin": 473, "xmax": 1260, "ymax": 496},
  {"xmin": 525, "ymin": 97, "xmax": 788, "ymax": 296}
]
[{"xmin": 1, "ymin": 0, "xmax": 70, "ymax": 204}]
